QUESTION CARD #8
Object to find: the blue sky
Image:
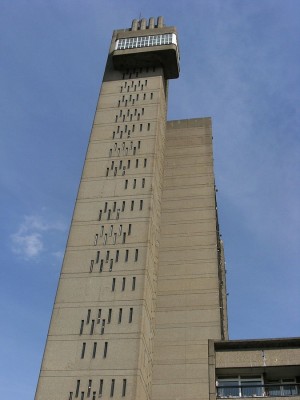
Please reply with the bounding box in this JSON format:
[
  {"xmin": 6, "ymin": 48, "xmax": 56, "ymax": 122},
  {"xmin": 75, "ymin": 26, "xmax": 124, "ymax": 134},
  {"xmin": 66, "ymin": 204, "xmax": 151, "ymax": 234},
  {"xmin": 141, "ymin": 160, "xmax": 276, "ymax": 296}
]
[{"xmin": 1, "ymin": 1, "xmax": 299, "ymax": 398}]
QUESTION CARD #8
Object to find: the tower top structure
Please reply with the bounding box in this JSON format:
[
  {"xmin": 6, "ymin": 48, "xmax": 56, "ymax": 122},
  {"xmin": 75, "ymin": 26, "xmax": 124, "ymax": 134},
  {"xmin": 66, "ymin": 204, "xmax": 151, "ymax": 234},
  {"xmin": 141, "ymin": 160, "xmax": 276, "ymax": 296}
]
[{"xmin": 111, "ymin": 16, "xmax": 180, "ymax": 79}]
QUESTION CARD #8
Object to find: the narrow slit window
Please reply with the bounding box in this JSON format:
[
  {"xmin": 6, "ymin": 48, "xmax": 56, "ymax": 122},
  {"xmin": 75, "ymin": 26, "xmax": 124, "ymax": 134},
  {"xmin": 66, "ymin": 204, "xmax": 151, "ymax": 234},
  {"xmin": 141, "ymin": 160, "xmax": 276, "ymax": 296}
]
[
  {"xmin": 131, "ymin": 201, "xmax": 134, "ymax": 211},
  {"xmin": 142, "ymin": 178, "xmax": 145, "ymax": 188},
  {"xmin": 133, "ymin": 179, "xmax": 136, "ymax": 189},
  {"xmin": 101, "ymin": 319, "xmax": 106, "ymax": 335},
  {"xmin": 87, "ymin": 309, "xmax": 91, "ymax": 324},
  {"xmin": 109, "ymin": 225, "xmax": 113, "ymax": 237},
  {"xmin": 90, "ymin": 320, "xmax": 95, "ymax": 335},
  {"xmin": 103, "ymin": 341, "xmax": 108, "ymax": 358},
  {"xmin": 90, "ymin": 260, "xmax": 94, "ymax": 273},
  {"xmin": 88, "ymin": 380, "xmax": 92, "ymax": 397},
  {"xmin": 122, "ymin": 201, "xmax": 125, "ymax": 211},
  {"xmin": 125, "ymin": 249, "xmax": 129, "ymax": 262},
  {"xmin": 106, "ymin": 168, "xmax": 109, "ymax": 177},
  {"xmin": 140, "ymin": 200, "xmax": 143, "ymax": 210},
  {"xmin": 98, "ymin": 210, "xmax": 102, "ymax": 221},
  {"xmin": 108, "ymin": 308, "xmax": 112, "ymax": 323},
  {"xmin": 96, "ymin": 251, "xmax": 100, "ymax": 264},
  {"xmin": 92, "ymin": 392, "xmax": 96, "ymax": 400},
  {"xmin": 145, "ymin": 79, "xmax": 147, "ymax": 86},
  {"xmin": 113, "ymin": 233, "xmax": 117, "ymax": 244},
  {"xmin": 106, "ymin": 251, "xmax": 110, "ymax": 262},
  {"xmin": 129, "ymin": 308, "xmax": 133, "ymax": 323},
  {"xmin": 122, "ymin": 379, "xmax": 127, "ymax": 397},
  {"xmin": 76, "ymin": 380, "xmax": 81, "ymax": 398},
  {"xmin": 110, "ymin": 379, "xmax": 115, "ymax": 397},
  {"xmin": 116, "ymin": 250, "xmax": 119, "ymax": 262},
  {"xmin": 135, "ymin": 249, "xmax": 139, "ymax": 262},
  {"xmin": 109, "ymin": 149, "xmax": 112, "ymax": 157},
  {"xmin": 111, "ymin": 161, "xmax": 114, "ymax": 171},
  {"xmin": 100, "ymin": 259, "xmax": 104, "ymax": 272},
  {"xmin": 127, "ymin": 160, "xmax": 130, "ymax": 169},
  {"xmin": 142, "ymin": 108, "xmax": 144, "ymax": 115},
  {"xmin": 119, "ymin": 225, "xmax": 123, "ymax": 235},
  {"xmin": 99, "ymin": 379, "xmax": 103, "ymax": 397},
  {"xmin": 144, "ymin": 158, "xmax": 147, "ymax": 167},
  {"xmin": 132, "ymin": 277, "xmax": 136, "ymax": 291},
  {"xmin": 92, "ymin": 342, "xmax": 97, "ymax": 358},
  {"xmin": 109, "ymin": 259, "xmax": 113, "ymax": 272},
  {"xmin": 122, "ymin": 277, "xmax": 126, "ymax": 291},
  {"xmin": 69, "ymin": 392, "xmax": 73, "ymax": 400},
  {"xmin": 125, "ymin": 180, "xmax": 128, "ymax": 189},
  {"xmin": 123, "ymin": 233, "xmax": 126, "ymax": 244},
  {"xmin": 112, "ymin": 278, "xmax": 116, "ymax": 291},
  {"xmin": 100, "ymin": 226, "xmax": 104, "ymax": 236},
  {"xmin": 147, "ymin": 123, "xmax": 150, "ymax": 131},
  {"xmin": 133, "ymin": 147, "xmax": 136, "ymax": 155},
  {"xmin": 81, "ymin": 342, "xmax": 86, "ymax": 359},
  {"xmin": 118, "ymin": 308, "xmax": 123, "ymax": 323},
  {"xmin": 80, "ymin": 392, "xmax": 84, "ymax": 400},
  {"xmin": 113, "ymin": 201, "xmax": 116, "ymax": 212},
  {"xmin": 132, "ymin": 124, "xmax": 135, "ymax": 132},
  {"xmin": 80, "ymin": 320, "xmax": 84, "ymax": 335},
  {"xmin": 128, "ymin": 224, "xmax": 132, "ymax": 235},
  {"xmin": 108, "ymin": 210, "xmax": 111, "ymax": 220},
  {"xmin": 104, "ymin": 234, "xmax": 107, "ymax": 245},
  {"xmin": 140, "ymin": 124, "xmax": 143, "ymax": 131},
  {"xmin": 143, "ymin": 93, "xmax": 146, "ymax": 100},
  {"xmin": 97, "ymin": 309, "xmax": 102, "ymax": 323},
  {"xmin": 138, "ymin": 140, "xmax": 141, "ymax": 149},
  {"xmin": 135, "ymin": 159, "xmax": 139, "ymax": 168}
]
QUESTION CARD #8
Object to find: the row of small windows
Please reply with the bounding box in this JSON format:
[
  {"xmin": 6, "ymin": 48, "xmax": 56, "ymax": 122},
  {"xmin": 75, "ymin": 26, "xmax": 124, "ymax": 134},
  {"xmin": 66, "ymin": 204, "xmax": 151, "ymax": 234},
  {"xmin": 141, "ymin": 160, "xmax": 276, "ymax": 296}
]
[
  {"xmin": 95, "ymin": 224, "xmax": 132, "ymax": 242},
  {"xmin": 108, "ymin": 158, "xmax": 147, "ymax": 171},
  {"xmin": 70, "ymin": 378, "xmax": 127, "ymax": 399},
  {"xmin": 118, "ymin": 92, "xmax": 153, "ymax": 106},
  {"xmin": 109, "ymin": 141, "xmax": 142, "ymax": 157},
  {"xmin": 112, "ymin": 123, "xmax": 151, "ymax": 139},
  {"xmin": 90, "ymin": 249, "xmax": 139, "ymax": 272},
  {"xmin": 115, "ymin": 33, "xmax": 175, "ymax": 50},
  {"xmin": 120, "ymin": 84, "xmax": 146, "ymax": 93},
  {"xmin": 80, "ymin": 307, "xmax": 134, "ymax": 335},
  {"xmin": 80, "ymin": 341, "xmax": 108, "ymax": 359},
  {"xmin": 98, "ymin": 199, "xmax": 144, "ymax": 221},
  {"xmin": 122, "ymin": 66, "xmax": 156, "ymax": 79}
]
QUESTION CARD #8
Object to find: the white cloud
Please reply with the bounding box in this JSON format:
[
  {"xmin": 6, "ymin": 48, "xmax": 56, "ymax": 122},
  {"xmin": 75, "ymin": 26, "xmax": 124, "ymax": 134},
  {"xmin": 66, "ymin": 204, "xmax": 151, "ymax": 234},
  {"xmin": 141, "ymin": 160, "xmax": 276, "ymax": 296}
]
[{"xmin": 10, "ymin": 214, "xmax": 66, "ymax": 260}]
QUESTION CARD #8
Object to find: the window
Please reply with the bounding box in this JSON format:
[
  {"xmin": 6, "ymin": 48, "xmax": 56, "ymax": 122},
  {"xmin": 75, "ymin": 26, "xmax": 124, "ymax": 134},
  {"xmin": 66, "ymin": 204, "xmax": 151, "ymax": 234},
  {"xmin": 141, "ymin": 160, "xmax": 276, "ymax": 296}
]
[
  {"xmin": 122, "ymin": 379, "xmax": 127, "ymax": 397},
  {"xmin": 81, "ymin": 342, "xmax": 86, "ymax": 359},
  {"xmin": 96, "ymin": 251, "xmax": 100, "ymax": 263},
  {"xmin": 116, "ymin": 250, "xmax": 119, "ymax": 262},
  {"xmin": 90, "ymin": 260, "xmax": 94, "ymax": 273},
  {"xmin": 100, "ymin": 259, "xmax": 104, "ymax": 272},
  {"xmin": 147, "ymin": 123, "xmax": 150, "ymax": 131},
  {"xmin": 88, "ymin": 380, "xmax": 92, "ymax": 398},
  {"xmin": 144, "ymin": 158, "xmax": 147, "ymax": 167},
  {"xmin": 125, "ymin": 249, "xmax": 129, "ymax": 262},
  {"xmin": 135, "ymin": 159, "xmax": 139, "ymax": 168},
  {"xmin": 110, "ymin": 379, "xmax": 115, "ymax": 397},
  {"xmin": 97, "ymin": 309, "xmax": 102, "ymax": 323},
  {"xmin": 142, "ymin": 178, "xmax": 145, "ymax": 188},
  {"xmin": 99, "ymin": 379, "xmax": 103, "ymax": 397},
  {"xmin": 87, "ymin": 309, "xmax": 91, "ymax": 324},
  {"xmin": 80, "ymin": 320, "xmax": 84, "ymax": 335},
  {"xmin": 101, "ymin": 319, "xmax": 105, "ymax": 335},
  {"xmin": 90, "ymin": 320, "xmax": 95, "ymax": 335},
  {"xmin": 125, "ymin": 180, "xmax": 128, "ymax": 189},
  {"xmin": 129, "ymin": 308, "xmax": 133, "ymax": 323},
  {"xmin": 118, "ymin": 308, "xmax": 123, "ymax": 323},
  {"xmin": 122, "ymin": 277, "xmax": 126, "ymax": 291},
  {"xmin": 140, "ymin": 200, "xmax": 143, "ymax": 210},
  {"xmin": 217, "ymin": 376, "xmax": 264, "ymax": 398},
  {"xmin": 108, "ymin": 308, "xmax": 112, "ymax": 323},
  {"xmin": 122, "ymin": 201, "xmax": 125, "ymax": 211},
  {"xmin": 132, "ymin": 277, "xmax": 136, "ymax": 291},
  {"xmin": 109, "ymin": 259, "xmax": 113, "ymax": 272},
  {"xmin": 133, "ymin": 179, "xmax": 136, "ymax": 189},
  {"xmin": 123, "ymin": 233, "xmax": 126, "ymax": 244},
  {"xmin": 98, "ymin": 210, "xmax": 102, "ymax": 221},
  {"xmin": 140, "ymin": 124, "xmax": 143, "ymax": 131},
  {"xmin": 92, "ymin": 342, "xmax": 97, "ymax": 358},
  {"xmin": 76, "ymin": 380, "xmax": 81, "ymax": 398},
  {"xmin": 103, "ymin": 342, "xmax": 108, "ymax": 358},
  {"xmin": 112, "ymin": 278, "xmax": 116, "ymax": 291},
  {"xmin": 69, "ymin": 392, "xmax": 73, "ymax": 400}
]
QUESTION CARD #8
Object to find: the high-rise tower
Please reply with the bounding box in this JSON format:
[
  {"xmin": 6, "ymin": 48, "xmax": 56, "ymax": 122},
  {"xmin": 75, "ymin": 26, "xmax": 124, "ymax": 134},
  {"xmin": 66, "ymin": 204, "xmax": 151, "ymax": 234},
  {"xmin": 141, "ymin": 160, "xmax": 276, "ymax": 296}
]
[{"xmin": 35, "ymin": 17, "xmax": 228, "ymax": 400}]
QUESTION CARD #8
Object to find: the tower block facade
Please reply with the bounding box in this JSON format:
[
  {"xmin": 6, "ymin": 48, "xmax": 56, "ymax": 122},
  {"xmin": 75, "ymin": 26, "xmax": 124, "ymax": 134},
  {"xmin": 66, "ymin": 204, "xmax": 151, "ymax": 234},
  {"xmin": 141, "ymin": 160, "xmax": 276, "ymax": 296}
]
[{"xmin": 35, "ymin": 17, "xmax": 227, "ymax": 400}]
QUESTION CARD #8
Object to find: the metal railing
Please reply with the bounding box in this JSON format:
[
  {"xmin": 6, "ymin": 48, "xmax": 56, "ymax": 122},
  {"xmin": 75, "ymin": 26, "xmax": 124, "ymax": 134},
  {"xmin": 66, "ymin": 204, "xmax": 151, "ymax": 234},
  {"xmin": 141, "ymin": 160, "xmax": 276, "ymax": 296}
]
[{"xmin": 217, "ymin": 383, "xmax": 300, "ymax": 398}]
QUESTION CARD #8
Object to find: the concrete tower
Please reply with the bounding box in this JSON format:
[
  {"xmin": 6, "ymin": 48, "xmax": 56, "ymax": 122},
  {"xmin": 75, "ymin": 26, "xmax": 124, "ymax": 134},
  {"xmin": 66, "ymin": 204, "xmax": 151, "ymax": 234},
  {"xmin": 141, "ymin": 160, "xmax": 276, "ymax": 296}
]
[{"xmin": 35, "ymin": 17, "xmax": 228, "ymax": 400}]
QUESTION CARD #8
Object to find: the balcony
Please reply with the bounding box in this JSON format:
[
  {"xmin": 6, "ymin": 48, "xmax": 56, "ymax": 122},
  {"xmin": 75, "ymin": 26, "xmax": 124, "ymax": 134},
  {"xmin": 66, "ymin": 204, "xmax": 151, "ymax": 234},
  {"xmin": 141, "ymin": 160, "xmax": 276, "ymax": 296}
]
[{"xmin": 217, "ymin": 383, "xmax": 300, "ymax": 398}]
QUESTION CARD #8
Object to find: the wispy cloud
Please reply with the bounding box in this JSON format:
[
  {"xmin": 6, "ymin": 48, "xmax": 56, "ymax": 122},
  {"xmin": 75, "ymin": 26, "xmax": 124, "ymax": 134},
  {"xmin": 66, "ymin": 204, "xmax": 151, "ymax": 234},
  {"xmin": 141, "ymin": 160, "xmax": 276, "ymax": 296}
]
[{"xmin": 11, "ymin": 215, "xmax": 66, "ymax": 260}]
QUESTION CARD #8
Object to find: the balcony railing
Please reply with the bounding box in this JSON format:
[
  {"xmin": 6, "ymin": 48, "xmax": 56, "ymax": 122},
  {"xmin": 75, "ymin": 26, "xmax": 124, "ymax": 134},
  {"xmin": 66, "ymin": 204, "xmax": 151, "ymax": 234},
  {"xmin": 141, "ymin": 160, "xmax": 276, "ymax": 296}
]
[{"xmin": 217, "ymin": 383, "xmax": 300, "ymax": 398}]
